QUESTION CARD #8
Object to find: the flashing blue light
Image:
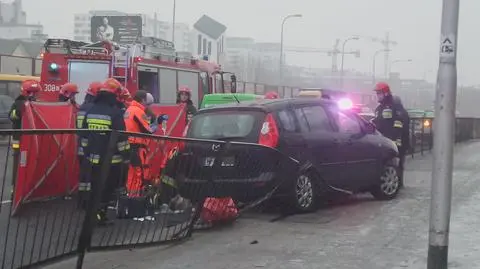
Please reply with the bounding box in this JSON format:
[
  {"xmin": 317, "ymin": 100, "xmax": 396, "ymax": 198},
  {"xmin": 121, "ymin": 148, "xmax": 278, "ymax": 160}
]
[{"xmin": 49, "ymin": 63, "xmax": 58, "ymax": 71}]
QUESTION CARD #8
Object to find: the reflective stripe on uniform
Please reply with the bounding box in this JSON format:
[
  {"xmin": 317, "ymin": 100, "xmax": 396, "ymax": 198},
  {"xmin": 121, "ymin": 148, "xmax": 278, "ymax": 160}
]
[
  {"xmin": 382, "ymin": 109, "xmax": 393, "ymax": 119},
  {"xmin": 117, "ymin": 141, "xmax": 130, "ymax": 151},
  {"xmin": 395, "ymin": 139, "xmax": 402, "ymax": 146},
  {"xmin": 87, "ymin": 154, "xmax": 123, "ymax": 164},
  {"xmin": 10, "ymin": 109, "xmax": 18, "ymax": 120},
  {"xmin": 161, "ymin": 174, "xmax": 177, "ymax": 188},
  {"xmin": 78, "ymin": 182, "xmax": 91, "ymax": 191},
  {"xmin": 81, "ymin": 138, "xmax": 88, "ymax": 147},
  {"xmin": 78, "ymin": 147, "xmax": 84, "ymax": 156},
  {"xmin": 393, "ymin": 120, "xmax": 403, "ymax": 128}
]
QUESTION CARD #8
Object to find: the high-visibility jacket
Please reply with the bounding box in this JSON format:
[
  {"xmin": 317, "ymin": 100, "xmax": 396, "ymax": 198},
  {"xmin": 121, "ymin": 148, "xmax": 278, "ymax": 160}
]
[{"xmin": 124, "ymin": 100, "xmax": 152, "ymax": 145}]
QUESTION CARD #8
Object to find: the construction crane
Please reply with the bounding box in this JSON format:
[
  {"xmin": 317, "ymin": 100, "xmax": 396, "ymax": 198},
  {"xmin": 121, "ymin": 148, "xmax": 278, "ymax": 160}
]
[
  {"xmin": 284, "ymin": 38, "xmax": 359, "ymax": 73},
  {"xmin": 362, "ymin": 32, "xmax": 397, "ymax": 78}
]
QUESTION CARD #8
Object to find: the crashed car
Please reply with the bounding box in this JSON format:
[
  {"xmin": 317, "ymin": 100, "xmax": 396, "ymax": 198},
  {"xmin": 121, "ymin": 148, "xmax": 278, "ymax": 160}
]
[{"xmin": 172, "ymin": 98, "xmax": 400, "ymax": 213}]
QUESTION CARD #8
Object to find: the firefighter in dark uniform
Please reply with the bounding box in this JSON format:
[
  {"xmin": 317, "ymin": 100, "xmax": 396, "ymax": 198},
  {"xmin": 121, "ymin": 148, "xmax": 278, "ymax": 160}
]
[
  {"xmin": 8, "ymin": 80, "xmax": 41, "ymax": 186},
  {"xmin": 372, "ymin": 82, "xmax": 410, "ymax": 188},
  {"xmin": 9, "ymin": 80, "xmax": 41, "ymax": 147},
  {"xmin": 77, "ymin": 82, "xmax": 103, "ymax": 207},
  {"xmin": 79, "ymin": 78, "xmax": 130, "ymax": 225}
]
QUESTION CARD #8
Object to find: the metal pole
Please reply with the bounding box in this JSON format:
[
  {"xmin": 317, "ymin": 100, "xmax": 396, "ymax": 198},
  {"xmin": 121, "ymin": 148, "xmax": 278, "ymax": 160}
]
[
  {"xmin": 372, "ymin": 49, "xmax": 389, "ymax": 85},
  {"xmin": 340, "ymin": 36, "xmax": 359, "ymax": 88},
  {"xmin": 427, "ymin": 0, "xmax": 459, "ymax": 268},
  {"xmin": 279, "ymin": 14, "xmax": 302, "ymax": 85},
  {"xmin": 172, "ymin": 0, "xmax": 176, "ymax": 43}
]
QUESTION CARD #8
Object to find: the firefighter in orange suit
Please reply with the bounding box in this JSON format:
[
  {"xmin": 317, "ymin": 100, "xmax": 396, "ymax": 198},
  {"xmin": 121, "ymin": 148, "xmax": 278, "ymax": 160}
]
[{"xmin": 124, "ymin": 90, "xmax": 156, "ymax": 197}]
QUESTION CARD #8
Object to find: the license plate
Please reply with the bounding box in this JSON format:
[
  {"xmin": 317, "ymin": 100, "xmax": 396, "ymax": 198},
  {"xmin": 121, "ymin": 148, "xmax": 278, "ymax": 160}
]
[
  {"xmin": 221, "ymin": 156, "xmax": 235, "ymax": 167},
  {"xmin": 204, "ymin": 157, "xmax": 215, "ymax": 167}
]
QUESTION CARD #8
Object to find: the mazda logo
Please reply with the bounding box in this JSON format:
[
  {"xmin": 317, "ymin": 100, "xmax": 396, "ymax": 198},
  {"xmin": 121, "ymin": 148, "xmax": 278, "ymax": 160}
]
[{"xmin": 211, "ymin": 144, "xmax": 221, "ymax": 152}]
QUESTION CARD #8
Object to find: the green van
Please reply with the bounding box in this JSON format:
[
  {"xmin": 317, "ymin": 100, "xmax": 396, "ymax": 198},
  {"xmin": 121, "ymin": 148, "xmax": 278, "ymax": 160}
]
[{"xmin": 200, "ymin": 93, "xmax": 264, "ymax": 109}]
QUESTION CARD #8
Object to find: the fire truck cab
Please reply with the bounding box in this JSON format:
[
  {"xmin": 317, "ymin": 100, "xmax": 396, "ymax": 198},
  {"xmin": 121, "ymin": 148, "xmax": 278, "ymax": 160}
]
[{"xmin": 39, "ymin": 37, "xmax": 232, "ymax": 106}]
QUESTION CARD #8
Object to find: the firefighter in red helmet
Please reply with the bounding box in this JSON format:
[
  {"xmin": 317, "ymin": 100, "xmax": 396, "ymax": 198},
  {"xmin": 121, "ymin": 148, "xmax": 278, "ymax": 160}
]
[
  {"xmin": 9, "ymin": 80, "xmax": 41, "ymax": 140},
  {"xmin": 372, "ymin": 82, "xmax": 410, "ymax": 188},
  {"xmin": 265, "ymin": 91, "xmax": 279, "ymax": 99},
  {"xmin": 8, "ymin": 80, "xmax": 41, "ymax": 185},
  {"xmin": 58, "ymin": 83, "xmax": 79, "ymax": 105},
  {"xmin": 176, "ymin": 86, "xmax": 197, "ymax": 123},
  {"xmin": 77, "ymin": 81, "xmax": 104, "ymax": 205},
  {"xmin": 78, "ymin": 78, "xmax": 130, "ymax": 225}
]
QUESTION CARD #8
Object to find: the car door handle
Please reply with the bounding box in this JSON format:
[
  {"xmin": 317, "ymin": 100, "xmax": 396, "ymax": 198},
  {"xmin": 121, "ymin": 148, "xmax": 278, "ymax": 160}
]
[
  {"xmin": 346, "ymin": 139, "xmax": 353, "ymax": 145},
  {"xmin": 333, "ymin": 139, "xmax": 341, "ymax": 145}
]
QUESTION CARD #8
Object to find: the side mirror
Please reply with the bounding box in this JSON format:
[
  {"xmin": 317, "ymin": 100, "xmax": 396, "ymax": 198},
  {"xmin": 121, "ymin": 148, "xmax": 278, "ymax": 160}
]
[{"xmin": 157, "ymin": 114, "xmax": 169, "ymax": 124}]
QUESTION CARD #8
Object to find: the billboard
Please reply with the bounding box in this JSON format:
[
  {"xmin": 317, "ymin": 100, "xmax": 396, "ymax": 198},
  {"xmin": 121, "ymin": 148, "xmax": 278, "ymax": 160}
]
[{"xmin": 90, "ymin": 15, "xmax": 142, "ymax": 44}]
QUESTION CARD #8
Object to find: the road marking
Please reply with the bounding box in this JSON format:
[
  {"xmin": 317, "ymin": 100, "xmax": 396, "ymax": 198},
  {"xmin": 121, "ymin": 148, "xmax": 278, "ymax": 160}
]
[{"xmin": 1, "ymin": 200, "xmax": 12, "ymax": 204}]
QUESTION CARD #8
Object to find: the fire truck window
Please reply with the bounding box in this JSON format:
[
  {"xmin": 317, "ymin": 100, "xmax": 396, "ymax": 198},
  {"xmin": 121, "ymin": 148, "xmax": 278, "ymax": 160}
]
[
  {"xmin": 159, "ymin": 68, "xmax": 177, "ymax": 104},
  {"xmin": 138, "ymin": 71, "xmax": 159, "ymax": 102},
  {"xmin": 177, "ymin": 71, "xmax": 199, "ymax": 107}
]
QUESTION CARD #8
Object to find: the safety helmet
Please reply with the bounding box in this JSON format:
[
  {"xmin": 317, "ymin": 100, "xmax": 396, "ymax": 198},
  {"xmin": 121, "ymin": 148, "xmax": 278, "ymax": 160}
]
[
  {"xmin": 145, "ymin": 93, "xmax": 154, "ymax": 106},
  {"xmin": 86, "ymin": 81, "xmax": 103, "ymax": 97},
  {"xmin": 21, "ymin": 80, "xmax": 42, "ymax": 96},
  {"xmin": 265, "ymin": 91, "xmax": 279, "ymax": 99},
  {"xmin": 373, "ymin": 82, "xmax": 391, "ymax": 94},
  {"xmin": 101, "ymin": 78, "xmax": 123, "ymax": 94},
  {"xmin": 59, "ymin": 83, "xmax": 79, "ymax": 98},
  {"xmin": 178, "ymin": 86, "xmax": 191, "ymax": 95}
]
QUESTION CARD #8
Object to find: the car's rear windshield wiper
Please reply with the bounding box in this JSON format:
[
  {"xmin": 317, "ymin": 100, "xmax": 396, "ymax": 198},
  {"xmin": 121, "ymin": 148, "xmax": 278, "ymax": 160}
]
[{"xmin": 211, "ymin": 136, "xmax": 246, "ymax": 141}]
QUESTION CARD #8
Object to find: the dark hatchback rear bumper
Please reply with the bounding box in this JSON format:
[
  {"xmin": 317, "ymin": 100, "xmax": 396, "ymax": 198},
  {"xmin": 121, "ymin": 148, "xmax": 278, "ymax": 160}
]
[{"xmin": 178, "ymin": 172, "xmax": 279, "ymax": 203}]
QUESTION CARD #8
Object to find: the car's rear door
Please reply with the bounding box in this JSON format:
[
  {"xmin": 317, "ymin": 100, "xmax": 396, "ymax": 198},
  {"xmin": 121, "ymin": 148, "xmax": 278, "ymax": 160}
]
[
  {"xmin": 293, "ymin": 104, "xmax": 344, "ymax": 187},
  {"xmin": 275, "ymin": 107, "xmax": 307, "ymax": 163},
  {"xmin": 328, "ymin": 108, "xmax": 379, "ymax": 191}
]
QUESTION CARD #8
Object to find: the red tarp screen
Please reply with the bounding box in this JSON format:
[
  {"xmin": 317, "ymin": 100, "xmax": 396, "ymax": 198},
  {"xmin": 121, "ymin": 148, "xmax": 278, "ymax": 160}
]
[
  {"xmin": 13, "ymin": 102, "xmax": 78, "ymax": 213},
  {"xmin": 147, "ymin": 104, "xmax": 187, "ymax": 180},
  {"xmin": 12, "ymin": 102, "xmax": 188, "ymax": 212}
]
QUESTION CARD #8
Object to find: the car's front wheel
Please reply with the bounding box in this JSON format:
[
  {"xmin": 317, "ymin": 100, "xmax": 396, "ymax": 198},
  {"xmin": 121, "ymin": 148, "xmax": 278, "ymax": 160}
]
[
  {"xmin": 289, "ymin": 172, "xmax": 318, "ymax": 213},
  {"xmin": 370, "ymin": 164, "xmax": 400, "ymax": 200}
]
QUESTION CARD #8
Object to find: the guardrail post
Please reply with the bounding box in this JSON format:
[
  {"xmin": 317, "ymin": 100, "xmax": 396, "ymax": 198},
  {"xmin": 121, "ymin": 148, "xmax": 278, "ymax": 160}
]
[{"xmin": 76, "ymin": 130, "xmax": 119, "ymax": 269}]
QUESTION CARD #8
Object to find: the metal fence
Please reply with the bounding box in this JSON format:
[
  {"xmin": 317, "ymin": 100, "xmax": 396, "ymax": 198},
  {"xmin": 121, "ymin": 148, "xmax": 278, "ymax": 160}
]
[
  {"xmin": 2, "ymin": 118, "xmax": 480, "ymax": 268},
  {"xmin": 0, "ymin": 129, "xmax": 296, "ymax": 269}
]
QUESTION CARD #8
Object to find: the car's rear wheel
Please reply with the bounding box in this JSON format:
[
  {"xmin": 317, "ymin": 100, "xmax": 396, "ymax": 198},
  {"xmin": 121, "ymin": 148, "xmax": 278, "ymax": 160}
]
[
  {"xmin": 289, "ymin": 172, "xmax": 318, "ymax": 212},
  {"xmin": 371, "ymin": 163, "xmax": 400, "ymax": 200}
]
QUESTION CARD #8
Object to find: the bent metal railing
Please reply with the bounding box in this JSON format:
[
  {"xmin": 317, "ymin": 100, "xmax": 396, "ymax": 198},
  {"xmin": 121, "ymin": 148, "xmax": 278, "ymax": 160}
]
[{"xmin": 0, "ymin": 129, "xmax": 297, "ymax": 269}]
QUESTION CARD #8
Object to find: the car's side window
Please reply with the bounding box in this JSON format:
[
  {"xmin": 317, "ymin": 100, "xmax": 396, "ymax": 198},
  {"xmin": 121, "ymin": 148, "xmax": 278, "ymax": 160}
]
[
  {"xmin": 277, "ymin": 109, "xmax": 297, "ymax": 132},
  {"xmin": 300, "ymin": 105, "xmax": 333, "ymax": 132},
  {"xmin": 338, "ymin": 112, "xmax": 361, "ymax": 134},
  {"xmin": 294, "ymin": 108, "xmax": 310, "ymax": 133}
]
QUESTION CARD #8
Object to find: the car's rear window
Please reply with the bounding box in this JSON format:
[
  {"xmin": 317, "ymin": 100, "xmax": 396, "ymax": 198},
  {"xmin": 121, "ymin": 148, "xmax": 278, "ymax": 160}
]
[{"xmin": 189, "ymin": 111, "xmax": 260, "ymax": 140}]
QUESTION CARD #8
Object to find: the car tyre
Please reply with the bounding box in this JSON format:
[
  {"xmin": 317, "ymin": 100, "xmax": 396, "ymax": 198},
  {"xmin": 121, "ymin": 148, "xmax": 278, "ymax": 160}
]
[
  {"xmin": 371, "ymin": 163, "xmax": 400, "ymax": 200},
  {"xmin": 289, "ymin": 171, "xmax": 318, "ymax": 213}
]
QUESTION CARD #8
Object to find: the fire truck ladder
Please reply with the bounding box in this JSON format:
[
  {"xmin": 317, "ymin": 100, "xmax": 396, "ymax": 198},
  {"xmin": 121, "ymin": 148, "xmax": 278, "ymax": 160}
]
[{"xmin": 112, "ymin": 44, "xmax": 135, "ymax": 86}]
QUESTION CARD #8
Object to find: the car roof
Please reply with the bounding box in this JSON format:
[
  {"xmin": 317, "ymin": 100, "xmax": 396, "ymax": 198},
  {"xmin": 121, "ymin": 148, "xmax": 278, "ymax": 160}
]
[{"xmin": 197, "ymin": 97, "xmax": 338, "ymax": 114}]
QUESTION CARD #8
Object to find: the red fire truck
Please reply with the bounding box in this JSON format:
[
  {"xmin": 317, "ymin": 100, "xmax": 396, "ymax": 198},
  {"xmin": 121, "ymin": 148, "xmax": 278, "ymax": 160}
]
[{"xmin": 38, "ymin": 37, "xmax": 232, "ymax": 106}]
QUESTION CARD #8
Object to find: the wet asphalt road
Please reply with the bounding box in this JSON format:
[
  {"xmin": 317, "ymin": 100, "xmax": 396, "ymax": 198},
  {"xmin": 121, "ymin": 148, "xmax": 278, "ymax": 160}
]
[{"xmin": 43, "ymin": 141, "xmax": 480, "ymax": 269}]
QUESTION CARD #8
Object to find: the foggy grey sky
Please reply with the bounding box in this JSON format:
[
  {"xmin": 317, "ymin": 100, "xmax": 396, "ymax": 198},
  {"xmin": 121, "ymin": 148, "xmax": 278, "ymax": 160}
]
[{"xmin": 19, "ymin": 0, "xmax": 480, "ymax": 85}]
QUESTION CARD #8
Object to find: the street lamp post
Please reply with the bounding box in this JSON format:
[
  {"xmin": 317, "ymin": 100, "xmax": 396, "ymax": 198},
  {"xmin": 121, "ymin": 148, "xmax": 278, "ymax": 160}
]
[
  {"xmin": 388, "ymin": 59, "xmax": 412, "ymax": 77},
  {"xmin": 172, "ymin": 0, "xmax": 176, "ymax": 43},
  {"xmin": 340, "ymin": 36, "xmax": 360, "ymax": 87},
  {"xmin": 279, "ymin": 14, "xmax": 302, "ymax": 84},
  {"xmin": 372, "ymin": 49, "xmax": 390, "ymax": 84}
]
